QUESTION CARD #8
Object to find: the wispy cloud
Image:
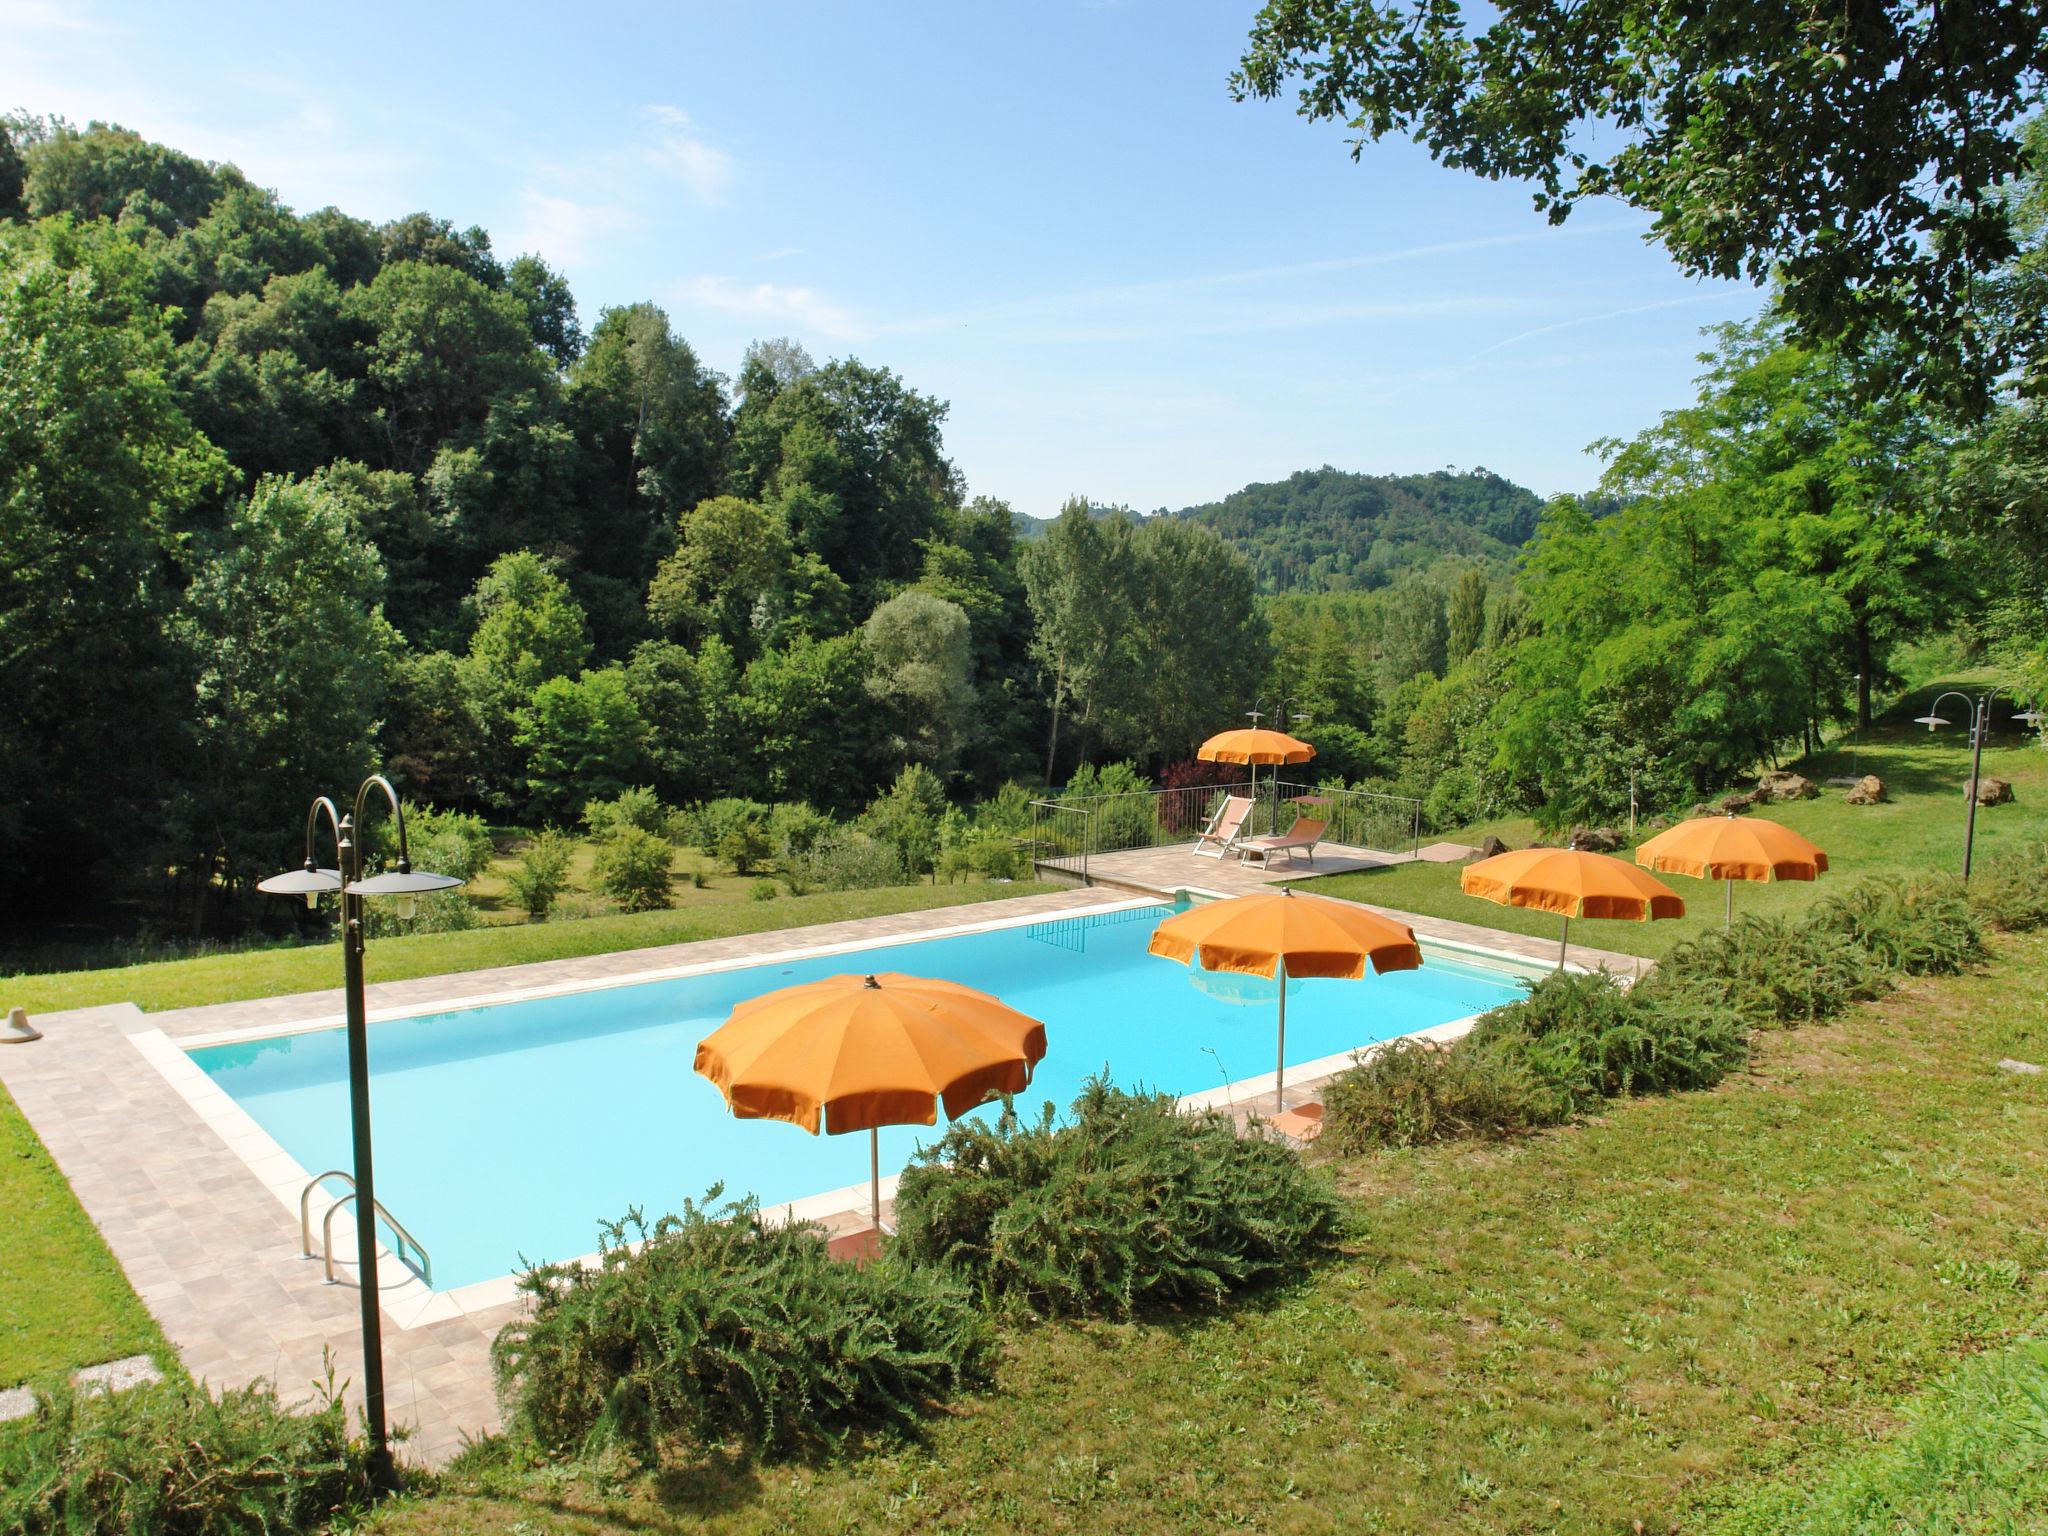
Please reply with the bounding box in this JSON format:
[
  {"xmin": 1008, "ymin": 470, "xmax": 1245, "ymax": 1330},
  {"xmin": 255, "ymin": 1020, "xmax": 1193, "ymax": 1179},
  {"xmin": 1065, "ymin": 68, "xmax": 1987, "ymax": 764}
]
[
  {"xmin": 642, "ymin": 103, "xmax": 732, "ymax": 202},
  {"xmin": 1467, "ymin": 293, "xmax": 1731, "ymax": 360},
  {"xmin": 503, "ymin": 187, "xmax": 637, "ymax": 266},
  {"xmin": 0, "ymin": 0, "xmax": 110, "ymax": 33},
  {"xmin": 674, "ymin": 274, "xmax": 865, "ymax": 341}
]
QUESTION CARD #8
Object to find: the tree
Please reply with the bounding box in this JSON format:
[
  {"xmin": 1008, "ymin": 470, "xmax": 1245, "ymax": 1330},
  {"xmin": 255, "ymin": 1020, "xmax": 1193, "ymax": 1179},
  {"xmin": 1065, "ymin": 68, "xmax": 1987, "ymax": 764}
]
[
  {"xmin": 1021, "ymin": 500, "xmax": 1137, "ymax": 780},
  {"xmin": 1235, "ymin": 1, "xmax": 2048, "ymax": 409},
  {"xmin": 515, "ymin": 667, "xmax": 650, "ymax": 822},
  {"xmin": 738, "ymin": 634, "xmax": 878, "ymax": 811},
  {"xmin": 864, "ymin": 590, "xmax": 976, "ymax": 775},
  {"xmin": 0, "ymin": 121, "xmax": 28, "ymax": 221},
  {"xmin": 861, "ymin": 765, "xmax": 948, "ymax": 877},
  {"xmin": 465, "ymin": 551, "xmax": 591, "ymax": 695},
  {"xmin": 169, "ymin": 475, "xmax": 399, "ymax": 925},
  {"xmin": 1379, "ymin": 580, "xmax": 1448, "ymax": 688},
  {"xmin": 1118, "ymin": 517, "xmax": 1268, "ymax": 759},
  {"xmin": 1446, "ymin": 569, "xmax": 1487, "ymax": 664},
  {"xmin": 645, "ymin": 495, "xmax": 790, "ymax": 654},
  {"xmin": 383, "ymin": 649, "xmax": 490, "ymax": 806},
  {"xmin": 0, "ymin": 216, "xmax": 232, "ymax": 918},
  {"xmin": 506, "ymin": 254, "xmax": 583, "ymax": 366}
]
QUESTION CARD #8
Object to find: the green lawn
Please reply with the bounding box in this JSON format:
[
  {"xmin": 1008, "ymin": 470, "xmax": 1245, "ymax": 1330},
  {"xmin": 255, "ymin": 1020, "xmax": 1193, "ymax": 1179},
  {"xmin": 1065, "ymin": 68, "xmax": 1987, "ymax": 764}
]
[
  {"xmin": 0, "ymin": 1085, "xmax": 169, "ymax": 1387},
  {"xmin": 1299, "ymin": 678, "xmax": 2048, "ymax": 961},
  {"xmin": 2, "ymin": 881, "xmax": 1052, "ymax": 1017},
  {"xmin": 371, "ymin": 932, "xmax": 2048, "ymax": 1535}
]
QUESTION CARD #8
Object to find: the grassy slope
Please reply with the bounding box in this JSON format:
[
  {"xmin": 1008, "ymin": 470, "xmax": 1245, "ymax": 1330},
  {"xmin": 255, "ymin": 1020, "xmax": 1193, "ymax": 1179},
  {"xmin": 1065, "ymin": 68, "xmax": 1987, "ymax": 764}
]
[
  {"xmin": 0, "ymin": 1087, "xmax": 169, "ymax": 1387},
  {"xmin": 3, "ymin": 881, "xmax": 1052, "ymax": 1017},
  {"xmin": 1298, "ymin": 677, "xmax": 2048, "ymax": 961},
  {"xmin": 376, "ymin": 933, "xmax": 2048, "ymax": 1536}
]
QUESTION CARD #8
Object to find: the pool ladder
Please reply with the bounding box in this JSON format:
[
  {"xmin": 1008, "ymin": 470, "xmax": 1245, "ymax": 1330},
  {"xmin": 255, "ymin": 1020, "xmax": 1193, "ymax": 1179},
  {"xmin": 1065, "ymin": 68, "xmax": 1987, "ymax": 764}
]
[{"xmin": 300, "ymin": 1171, "xmax": 432, "ymax": 1288}]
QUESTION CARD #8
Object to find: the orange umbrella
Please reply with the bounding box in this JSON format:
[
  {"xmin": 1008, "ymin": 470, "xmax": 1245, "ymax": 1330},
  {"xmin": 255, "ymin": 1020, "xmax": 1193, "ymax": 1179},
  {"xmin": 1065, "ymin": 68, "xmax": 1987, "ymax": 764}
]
[
  {"xmin": 1148, "ymin": 888, "xmax": 1422, "ymax": 1106},
  {"xmin": 1460, "ymin": 846, "xmax": 1685, "ymax": 967},
  {"xmin": 1199, "ymin": 729, "xmax": 1315, "ymax": 838},
  {"xmin": 1635, "ymin": 814, "xmax": 1828, "ymax": 926},
  {"xmin": 695, "ymin": 972, "xmax": 1048, "ymax": 1227}
]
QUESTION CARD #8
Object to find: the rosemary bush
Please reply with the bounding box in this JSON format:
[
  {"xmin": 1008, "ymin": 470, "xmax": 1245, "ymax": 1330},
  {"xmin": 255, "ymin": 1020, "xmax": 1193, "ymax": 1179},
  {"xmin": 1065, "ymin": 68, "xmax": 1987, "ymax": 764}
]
[
  {"xmin": 1806, "ymin": 875, "xmax": 1985, "ymax": 976},
  {"xmin": 0, "ymin": 1369, "xmax": 372, "ymax": 1535},
  {"xmin": 491, "ymin": 1193, "xmax": 990, "ymax": 1464},
  {"xmin": 892, "ymin": 1078, "xmax": 1342, "ymax": 1319},
  {"xmin": 1967, "ymin": 843, "xmax": 2048, "ymax": 932},
  {"xmin": 1649, "ymin": 915, "xmax": 1888, "ymax": 1028},
  {"xmin": 1319, "ymin": 1036, "xmax": 1554, "ymax": 1153}
]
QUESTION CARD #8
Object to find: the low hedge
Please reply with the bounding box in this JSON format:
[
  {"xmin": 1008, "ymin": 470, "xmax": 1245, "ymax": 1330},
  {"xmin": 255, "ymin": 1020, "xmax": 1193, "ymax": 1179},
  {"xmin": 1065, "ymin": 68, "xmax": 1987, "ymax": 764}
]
[
  {"xmin": 490, "ymin": 1193, "xmax": 990, "ymax": 1465},
  {"xmin": 893, "ymin": 1078, "xmax": 1342, "ymax": 1319},
  {"xmin": 0, "ymin": 1371, "xmax": 372, "ymax": 1535},
  {"xmin": 1322, "ymin": 873, "xmax": 1990, "ymax": 1154}
]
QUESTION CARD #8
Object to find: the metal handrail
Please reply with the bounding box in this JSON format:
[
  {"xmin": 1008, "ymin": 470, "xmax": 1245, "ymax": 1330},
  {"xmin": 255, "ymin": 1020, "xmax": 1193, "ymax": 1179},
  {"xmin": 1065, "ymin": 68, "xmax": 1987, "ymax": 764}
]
[{"xmin": 300, "ymin": 1170, "xmax": 432, "ymax": 1287}]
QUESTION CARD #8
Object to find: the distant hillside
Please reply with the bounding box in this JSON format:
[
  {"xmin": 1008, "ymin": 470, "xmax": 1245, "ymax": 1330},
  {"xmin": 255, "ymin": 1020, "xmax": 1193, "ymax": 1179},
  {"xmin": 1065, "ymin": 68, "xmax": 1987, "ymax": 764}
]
[
  {"xmin": 1170, "ymin": 467, "xmax": 1544, "ymax": 592},
  {"xmin": 1013, "ymin": 469, "xmax": 1547, "ymax": 592}
]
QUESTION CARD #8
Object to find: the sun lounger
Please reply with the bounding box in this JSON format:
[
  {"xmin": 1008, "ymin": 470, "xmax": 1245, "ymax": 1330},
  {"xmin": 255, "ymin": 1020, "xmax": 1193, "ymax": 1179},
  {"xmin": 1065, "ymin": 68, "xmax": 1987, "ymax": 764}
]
[
  {"xmin": 1192, "ymin": 794, "xmax": 1255, "ymax": 859},
  {"xmin": 1237, "ymin": 817, "xmax": 1328, "ymax": 868}
]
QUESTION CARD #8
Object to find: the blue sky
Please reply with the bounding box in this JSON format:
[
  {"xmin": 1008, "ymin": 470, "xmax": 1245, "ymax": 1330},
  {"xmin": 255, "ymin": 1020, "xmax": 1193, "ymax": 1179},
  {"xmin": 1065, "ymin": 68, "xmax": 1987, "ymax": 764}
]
[{"xmin": 5, "ymin": 0, "xmax": 1763, "ymax": 515}]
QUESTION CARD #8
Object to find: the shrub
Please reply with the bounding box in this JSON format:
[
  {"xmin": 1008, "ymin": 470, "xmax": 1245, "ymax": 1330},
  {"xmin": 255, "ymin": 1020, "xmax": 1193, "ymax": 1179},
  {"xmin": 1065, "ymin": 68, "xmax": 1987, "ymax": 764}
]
[
  {"xmin": 688, "ymin": 797, "xmax": 771, "ymax": 862},
  {"xmin": 1320, "ymin": 1036, "xmax": 1555, "ymax": 1152},
  {"xmin": 1465, "ymin": 968, "xmax": 1748, "ymax": 1113},
  {"xmin": 794, "ymin": 829, "xmax": 904, "ymax": 891},
  {"xmin": 1650, "ymin": 915, "xmax": 1888, "ymax": 1029},
  {"xmin": 0, "ymin": 1370, "xmax": 373, "ymax": 1535},
  {"xmin": 1807, "ymin": 875, "xmax": 1985, "ymax": 976},
  {"xmin": 768, "ymin": 801, "xmax": 835, "ymax": 863},
  {"xmin": 861, "ymin": 766, "xmax": 947, "ymax": 876},
  {"xmin": 504, "ymin": 827, "xmax": 574, "ymax": 921},
  {"xmin": 582, "ymin": 786, "xmax": 679, "ymax": 843},
  {"xmin": 491, "ymin": 1195, "xmax": 991, "ymax": 1464},
  {"xmin": 718, "ymin": 819, "xmax": 775, "ymax": 875},
  {"xmin": 893, "ymin": 1078, "xmax": 1342, "ymax": 1319},
  {"xmin": 405, "ymin": 803, "xmax": 494, "ymax": 880},
  {"xmin": 591, "ymin": 825, "xmax": 674, "ymax": 912},
  {"xmin": 1968, "ymin": 843, "xmax": 2048, "ymax": 932},
  {"xmin": 1060, "ymin": 761, "xmax": 1158, "ymax": 851},
  {"xmin": 545, "ymin": 890, "xmax": 615, "ymax": 922},
  {"xmin": 750, "ymin": 878, "xmax": 778, "ymax": 901}
]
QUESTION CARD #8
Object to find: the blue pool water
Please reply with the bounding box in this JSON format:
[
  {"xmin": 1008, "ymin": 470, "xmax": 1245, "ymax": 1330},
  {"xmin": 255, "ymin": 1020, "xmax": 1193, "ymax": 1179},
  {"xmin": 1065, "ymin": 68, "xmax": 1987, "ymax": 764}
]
[{"xmin": 190, "ymin": 904, "xmax": 1523, "ymax": 1288}]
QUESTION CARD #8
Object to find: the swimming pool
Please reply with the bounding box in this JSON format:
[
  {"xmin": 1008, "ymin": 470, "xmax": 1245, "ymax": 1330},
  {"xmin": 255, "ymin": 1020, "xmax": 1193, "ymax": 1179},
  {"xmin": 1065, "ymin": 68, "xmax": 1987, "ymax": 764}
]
[{"xmin": 189, "ymin": 901, "xmax": 1525, "ymax": 1289}]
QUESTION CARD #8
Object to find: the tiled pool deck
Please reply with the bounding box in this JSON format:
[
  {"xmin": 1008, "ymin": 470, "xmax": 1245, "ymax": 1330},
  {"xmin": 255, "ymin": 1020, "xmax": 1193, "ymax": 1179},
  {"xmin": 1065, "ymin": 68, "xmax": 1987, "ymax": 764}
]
[{"xmin": 1, "ymin": 882, "xmax": 1646, "ymax": 1465}]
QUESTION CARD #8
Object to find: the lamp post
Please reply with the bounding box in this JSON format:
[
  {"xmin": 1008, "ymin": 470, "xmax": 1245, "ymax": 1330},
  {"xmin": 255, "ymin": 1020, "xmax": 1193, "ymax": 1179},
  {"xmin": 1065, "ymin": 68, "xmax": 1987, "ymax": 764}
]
[
  {"xmin": 255, "ymin": 775, "xmax": 461, "ymax": 1491},
  {"xmin": 1913, "ymin": 691, "xmax": 2045, "ymax": 880},
  {"xmin": 1246, "ymin": 696, "xmax": 1311, "ymax": 834}
]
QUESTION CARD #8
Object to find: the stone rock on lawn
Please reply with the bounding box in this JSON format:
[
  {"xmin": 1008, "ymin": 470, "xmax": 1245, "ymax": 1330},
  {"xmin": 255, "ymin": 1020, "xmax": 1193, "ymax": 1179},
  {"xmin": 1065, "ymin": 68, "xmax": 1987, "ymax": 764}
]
[
  {"xmin": 1719, "ymin": 790, "xmax": 1759, "ymax": 814},
  {"xmin": 1476, "ymin": 835, "xmax": 1510, "ymax": 859},
  {"xmin": 1570, "ymin": 824, "xmax": 1625, "ymax": 852},
  {"xmin": 1756, "ymin": 771, "xmax": 1819, "ymax": 801},
  {"xmin": 1968, "ymin": 776, "xmax": 2016, "ymax": 806},
  {"xmin": 1845, "ymin": 774, "xmax": 1887, "ymax": 806}
]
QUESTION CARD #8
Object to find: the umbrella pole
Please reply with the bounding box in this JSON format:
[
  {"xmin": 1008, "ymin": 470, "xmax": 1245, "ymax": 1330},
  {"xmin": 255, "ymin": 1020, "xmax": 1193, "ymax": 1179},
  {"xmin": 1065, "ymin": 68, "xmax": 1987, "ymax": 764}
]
[
  {"xmin": 1275, "ymin": 961, "xmax": 1288, "ymax": 1110},
  {"xmin": 1725, "ymin": 878, "xmax": 1733, "ymax": 928},
  {"xmin": 1558, "ymin": 915, "xmax": 1570, "ymax": 970},
  {"xmin": 870, "ymin": 1127, "xmax": 881, "ymax": 1232}
]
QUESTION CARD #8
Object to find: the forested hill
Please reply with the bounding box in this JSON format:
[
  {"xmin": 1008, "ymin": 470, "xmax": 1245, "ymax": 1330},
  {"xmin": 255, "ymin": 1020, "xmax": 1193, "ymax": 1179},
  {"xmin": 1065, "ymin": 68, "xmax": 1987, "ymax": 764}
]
[{"xmin": 1164, "ymin": 466, "xmax": 1545, "ymax": 592}]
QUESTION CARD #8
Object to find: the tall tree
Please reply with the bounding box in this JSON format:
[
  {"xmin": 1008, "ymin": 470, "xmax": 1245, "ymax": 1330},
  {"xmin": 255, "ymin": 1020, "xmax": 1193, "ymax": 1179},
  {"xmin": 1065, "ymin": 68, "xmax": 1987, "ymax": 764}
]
[
  {"xmin": 167, "ymin": 476, "xmax": 399, "ymax": 927},
  {"xmin": 0, "ymin": 216, "xmax": 232, "ymax": 916},
  {"xmin": 864, "ymin": 590, "xmax": 976, "ymax": 776},
  {"xmin": 1236, "ymin": 0, "xmax": 2048, "ymax": 409},
  {"xmin": 1021, "ymin": 500, "xmax": 1137, "ymax": 780},
  {"xmin": 1446, "ymin": 568, "xmax": 1487, "ymax": 664}
]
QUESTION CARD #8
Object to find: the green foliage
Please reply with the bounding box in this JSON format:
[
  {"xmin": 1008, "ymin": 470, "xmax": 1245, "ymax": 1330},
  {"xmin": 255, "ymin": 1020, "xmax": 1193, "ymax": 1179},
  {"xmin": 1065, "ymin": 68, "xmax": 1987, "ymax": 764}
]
[
  {"xmin": 1648, "ymin": 916, "xmax": 1888, "ymax": 1029},
  {"xmin": 1160, "ymin": 466, "xmax": 1540, "ymax": 592},
  {"xmin": 1236, "ymin": 0, "xmax": 2048, "ymax": 410},
  {"xmin": 465, "ymin": 551, "xmax": 592, "ymax": 696},
  {"xmin": 863, "ymin": 589, "xmax": 975, "ymax": 773},
  {"xmin": 589, "ymin": 825, "xmax": 673, "ymax": 913},
  {"xmin": 0, "ymin": 1370, "xmax": 373, "ymax": 1534},
  {"xmin": 689, "ymin": 797, "xmax": 771, "ymax": 861},
  {"xmin": 719, "ymin": 821, "xmax": 774, "ymax": 876},
  {"xmin": 767, "ymin": 801, "xmax": 834, "ymax": 863},
  {"xmin": 491, "ymin": 1196, "xmax": 992, "ymax": 1463},
  {"xmin": 1806, "ymin": 875, "xmax": 1985, "ymax": 976},
  {"xmin": 504, "ymin": 828, "xmax": 575, "ymax": 921},
  {"xmin": 405, "ymin": 804, "xmax": 494, "ymax": 881},
  {"xmin": 1320, "ymin": 1037, "xmax": 1553, "ymax": 1152},
  {"xmin": 514, "ymin": 667, "xmax": 649, "ymax": 824},
  {"xmin": 1059, "ymin": 760, "xmax": 1159, "ymax": 852},
  {"xmin": 893, "ymin": 1079, "xmax": 1342, "ymax": 1319},
  {"xmin": 750, "ymin": 878, "xmax": 778, "ymax": 902},
  {"xmin": 1969, "ymin": 843, "xmax": 2048, "ymax": 932},
  {"xmin": 581, "ymin": 786, "xmax": 679, "ymax": 843},
  {"xmin": 861, "ymin": 765, "xmax": 948, "ymax": 876},
  {"xmin": 791, "ymin": 829, "xmax": 904, "ymax": 891},
  {"xmin": 645, "ymin": 495, "xmax": 790, "ymax": 653}
]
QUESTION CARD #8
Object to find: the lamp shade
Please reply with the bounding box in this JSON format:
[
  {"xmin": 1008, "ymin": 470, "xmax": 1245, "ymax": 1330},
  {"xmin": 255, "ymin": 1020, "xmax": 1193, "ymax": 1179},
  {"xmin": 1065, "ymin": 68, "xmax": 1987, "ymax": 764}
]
[
  {"xmin": 256, "ymin": 866, "xmax": 343, "ymax": 896},
  {"xmin": 345, "ymin": 869, "xmax": 465, "ymax": 896}
]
